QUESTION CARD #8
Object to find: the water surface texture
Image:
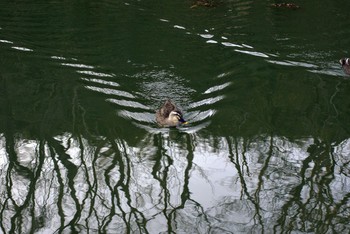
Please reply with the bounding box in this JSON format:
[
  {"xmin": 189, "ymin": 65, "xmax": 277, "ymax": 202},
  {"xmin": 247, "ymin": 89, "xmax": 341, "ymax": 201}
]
[{"xmin": 1, "ymin": 0, "xmax": 350, "ymax": 233}]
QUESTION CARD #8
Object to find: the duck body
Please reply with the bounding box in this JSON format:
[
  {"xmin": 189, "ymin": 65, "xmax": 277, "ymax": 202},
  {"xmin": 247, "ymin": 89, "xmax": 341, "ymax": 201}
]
[
  {"xmin": 340, "ymin": 58, "xmax": 350, "ymax": 75},
  {"xmin": 156, "ymin": 99, "xmax": 188, "ymax": 127}
]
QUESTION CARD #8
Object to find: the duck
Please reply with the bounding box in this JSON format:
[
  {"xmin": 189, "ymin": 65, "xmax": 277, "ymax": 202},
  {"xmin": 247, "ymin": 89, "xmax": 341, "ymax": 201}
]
[
  {"xmin": 340, "ymin": 58, "xmax": 350, "ymax": 75},
  {"xmin": 156, "ymin": 99, "xmax": 188, "ymax": 127}
]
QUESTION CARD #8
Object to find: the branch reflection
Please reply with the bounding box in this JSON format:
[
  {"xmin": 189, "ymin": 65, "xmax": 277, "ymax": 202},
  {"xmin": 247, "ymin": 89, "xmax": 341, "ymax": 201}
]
[{"xmin": 1, "ymin": 132, "xmax": 350, "ymax": 233}]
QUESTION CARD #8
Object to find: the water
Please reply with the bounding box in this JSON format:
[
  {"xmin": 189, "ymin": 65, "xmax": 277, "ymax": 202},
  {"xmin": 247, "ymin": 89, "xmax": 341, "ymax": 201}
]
[{"xmin": 1, "ymin": 0, "xmax": 350, "ymax": 233}]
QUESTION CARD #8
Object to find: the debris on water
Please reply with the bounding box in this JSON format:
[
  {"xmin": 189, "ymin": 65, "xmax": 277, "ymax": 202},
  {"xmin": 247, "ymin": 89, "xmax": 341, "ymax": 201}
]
[
  {"xmin": 271, "ymin": 3, "xmax": 300, "ymax": 9},
  {"xmin": 191, "ymin": 0, "xmax": 220, "ymax": 8}
]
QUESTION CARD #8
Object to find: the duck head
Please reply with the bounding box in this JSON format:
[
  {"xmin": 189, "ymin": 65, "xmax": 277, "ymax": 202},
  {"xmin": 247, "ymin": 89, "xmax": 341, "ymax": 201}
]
[
  {"xmin": 169, "ymin": 111, "xmax": 188, "ymax": 126},
  {"xmin": 340, "ymin": 58, "xmax": 350, "ymax": 66},
  {"xmin": 340, "ymin": 58, "xmax": 350, "ymax": 75}
]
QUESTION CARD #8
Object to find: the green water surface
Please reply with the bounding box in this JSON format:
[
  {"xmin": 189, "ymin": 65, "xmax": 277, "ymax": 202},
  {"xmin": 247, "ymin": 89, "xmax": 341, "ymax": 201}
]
[{"xmin": 1, "ymin": 0, "xmax": 350, "ymax": 233}]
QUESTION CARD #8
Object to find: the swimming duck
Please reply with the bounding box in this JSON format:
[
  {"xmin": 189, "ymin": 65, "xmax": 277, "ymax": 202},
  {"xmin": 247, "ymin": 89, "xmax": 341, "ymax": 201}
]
[
  {"xmin": 156, "ymin": 99, "xmax": 188, "ymax": 127},
  {"xmin": 340, "ymin": 58, "xmax": 350, "ymax": 75}
]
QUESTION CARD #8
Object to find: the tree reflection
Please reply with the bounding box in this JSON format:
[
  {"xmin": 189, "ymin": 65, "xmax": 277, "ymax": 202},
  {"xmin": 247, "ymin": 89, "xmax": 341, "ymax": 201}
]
[
  {"xmin": 273, "ymin": 138, "xmax": 350, "ymax": 233},
  {"xmin": 1, "ymin": 129, "xmax": 350, "ymax": 233},
  {"xmin": 1, "ymin": 69, "xmax": 350, "ymax": 233}
]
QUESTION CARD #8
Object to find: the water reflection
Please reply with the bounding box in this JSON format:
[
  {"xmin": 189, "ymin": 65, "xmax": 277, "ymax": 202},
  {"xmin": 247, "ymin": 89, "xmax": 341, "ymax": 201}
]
[
  {"xmin": 1, "ymin": 132, "xmax": 350, "ymax": 233},
  {"xmin": 1, "ymin": 0, "xmax": 350, "ymax": 233}
]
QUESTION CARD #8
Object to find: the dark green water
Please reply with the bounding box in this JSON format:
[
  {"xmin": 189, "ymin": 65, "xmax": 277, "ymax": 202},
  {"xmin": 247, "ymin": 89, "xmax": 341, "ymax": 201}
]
[{"xmin": 1, "ymin": 0, "xmax": 350, "ymax": 233}]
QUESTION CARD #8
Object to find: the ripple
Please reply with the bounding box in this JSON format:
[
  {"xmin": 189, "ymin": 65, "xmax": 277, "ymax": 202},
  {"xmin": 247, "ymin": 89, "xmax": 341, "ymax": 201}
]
[
  {"xmin": 132, "ymin": 118, "xmax": 211, "ymax": 134},
  {"xmin": 180, "ymin": 121, "xmax": 211, "ymax": 133},
  {"xmin": 308, "ymin": 69, "xmax": 343, "ymax": 76},
  {"xmin": 189, "ymin": 96, "xmax": 225, "ymax": 109},
  {"xmin": 266, "ymin": 59, "xmax": 319, "ymax": 69},
  {"xmin": 118, "ymin": 110, "xmax": 154, "ymax": 123},
  {"xmin": 77, "ymin": 70, "xmax": 114, "ymax": 77},
  {"xmin": 0, "ymin": 39, "xmax": 13, "ymax": 44},
  {"xmin": 187, "ymin": 110, "xmax": 216, "ymax": 122},
  {"xmin": 266, "ymin": 60, "xmax": 295, "ymax": 66},
  {"xmin": 51, "ymin": 56, "xmax": 68, "ymax": 60},
  {"xmin": 132, "ymin": 123, "xmax": 163, "ymax": 133},
  {"xmin": 133, "ymin": 69, "xmax": 195, "ymax": 104},
  {"xmin": 221, "ymin": 42, "xmax": 243, "ymax": 48},
  {"xmin": 206, "ymin": 40, "xmax": 218, "ymax": 44},
  {"xmin": 174, "ymin": 25, "xmax": 186, "ymax": 30},
  {"xmin": 234, "ymin": 49, "xmax": 269, "ymax": 58},
  {"xmin": 81, "ymin": 78, "xmax": 120, "ymax": 87},
  {"xmin": 107, "ymin": 98, "xmax": 150, "ymax": 110},
  {"xmin": 62, "ymin": 63, "xmax": 95, "ymax": 69},
  {"xmin": 242, "ymin": 43, "xmax": 253, "ymax": 49},
  {"xmin": 11, "ymin": 46, "xmax": 33, "ymax": 52},
  {"xmin": 217, "ymin": 72, "xmax": 232, "ymax": 78},
  {"xmin": 85, "ymin": 86, "xmax": 135, "ymax": 98},
  {"xmin": 204, "ymin": 82, "xmax": 231, "ymax": 94},
  {"xmin": 284, "ymin": 60, "xmax": 318, "ymax": 68},
  {"xmin": 199, "ymin": 34, "xmax": 214, "ymax": 39}
]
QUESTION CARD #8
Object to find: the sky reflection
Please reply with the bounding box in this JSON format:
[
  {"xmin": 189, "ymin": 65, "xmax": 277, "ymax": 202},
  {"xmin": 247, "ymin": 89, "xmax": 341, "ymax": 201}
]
[{"xmin": 0, "ymin": 132, "xmax": 349, "ymax": 233}]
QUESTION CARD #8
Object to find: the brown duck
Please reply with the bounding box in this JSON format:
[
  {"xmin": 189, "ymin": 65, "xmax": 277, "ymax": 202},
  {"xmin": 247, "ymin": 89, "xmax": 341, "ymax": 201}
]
[{"xmin": 156, "ymin": 99, "xmax": 188, "ymax": 127}]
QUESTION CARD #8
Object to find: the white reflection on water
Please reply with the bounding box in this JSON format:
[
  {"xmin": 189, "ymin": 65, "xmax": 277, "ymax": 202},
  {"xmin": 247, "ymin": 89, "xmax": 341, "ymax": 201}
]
[
  {"xmin": 0, "ymin": 134, "xmax": 8, "ymax": 166},
  {"xmin": 186, "ymin": 109, "xmax": 216, "ymax": 122},
  {"xmin": 154, "ymin": 4, "xmax": 342, "ymax": 78},
  {"xmin": 77, "ymin": 70, "xmax": 114, "ymax": 77},
  {"xmin": 242, "ymin": 43, "xmax": 253, "ymax": 49},
  {"xmin": 188, "ymin": 96, "xmax": 224, "ymax": 109},
  {"xmin": 77, "ymin": 65, "xmax": 226, "ymax": 133},
  {"xmin": 51, "ymin": 56, "xmax": 67, "ymax": 60},
  {"xmin": 159, "ymin": 18, "xmax": 169, "ymax": 22},
  {"xmin": 61, "ymin": 63, "xmax": 95, "ymax": 69},
  {"xmin": 174, "ymin": 25, "xmax": 186, "ymax": 30},
  {"xmin": 0, "ymin": 39, "xmax": 13, "ymax": 44},
  {"xmin": 133, "ymin": 69, "xmax": 196, "ymax": 103},
  {"xmin": 118, "ymin": 110, "xmax": 154, "ymax": 123},
  {"xmin": 107, "ymin": 98, "xmax": 150, "ymax": 109},
  {"xmin": 1, "ymin": 133, "xmax": 349, "ymax": 233},
  {"xmin": 199, "ymin": 33, "xmax": 214, "ymax": 39},
  {"xmin": 81, "ymin": 77, "xmax": 120, "ymax": 87},
  {"xmin": 234, "ymin": 49, "xmax": 270, "ymax": 58},
  {"xmin": 221, "ymin": 42, "xmax": 243, "ymax": 48},
  {"xmin": 203, "ymin": 82, "xmax": 231, "ymax": 94},
  {"xmin": 206, "ymin": 40, "xmax": 218, "ymax": 44},
  {"xmin": 85, "ymin": 86, "xmax": 135, "ymax": 98},
  {"xmin": 11, "ymin": 46, "xmax": 33, "ymax": 52},
  {"xmin": 266, "ymin": 59, "xmax": 318, "ymax": 68},
  {"xmin": 308, "ymin": 69, "xmax": 345, "ymax": 76}
]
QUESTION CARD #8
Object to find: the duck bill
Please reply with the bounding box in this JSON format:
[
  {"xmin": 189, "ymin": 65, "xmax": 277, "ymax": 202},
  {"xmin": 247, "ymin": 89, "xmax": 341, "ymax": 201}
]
[{"xmin": 179, "ymin": 117, "xmax": 188, "ymax": 125}]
